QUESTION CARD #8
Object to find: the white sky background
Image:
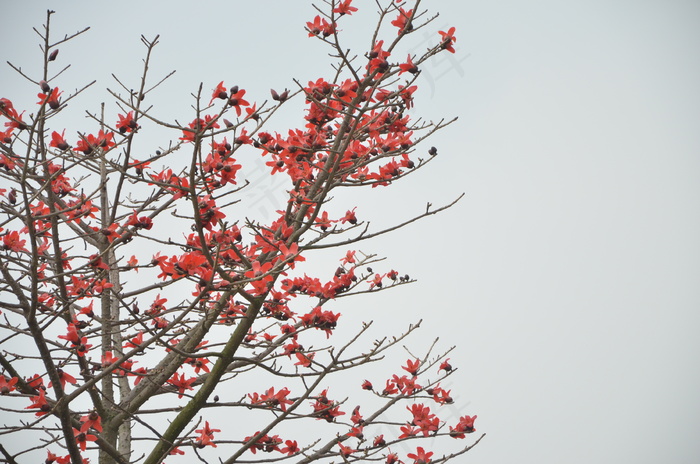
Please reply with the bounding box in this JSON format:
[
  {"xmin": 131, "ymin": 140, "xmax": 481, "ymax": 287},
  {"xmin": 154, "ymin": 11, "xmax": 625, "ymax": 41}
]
[{"xmin": 2, "ymin": 1, "xmax": 700, "ymax": 463}]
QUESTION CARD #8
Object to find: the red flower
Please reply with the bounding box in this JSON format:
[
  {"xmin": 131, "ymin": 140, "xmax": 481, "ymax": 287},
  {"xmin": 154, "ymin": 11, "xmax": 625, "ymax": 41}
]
[
  {"xmin": 180, "ymin": 116, "xmax": 220, "ymax": 142},
  {"xmin": 129, "ymin": 159, "xmax": 151, "ymax": 175},
  {"xmin": 25, "ymin": 390, "xmax": 50, "ymax": 416},
  {"xmin": 186, "ymin": 357, "xmax": 211, "ymax": 374},
  {"xmin": 438, "ymin": 26, "xmax": 457, "ymax": 53},
  {"xmin": 449, "ymin": 415, "xmax": 477, "ymax": 438},
  {"xmin": 390, "ymin": 8, "xmax": 413, "ymax": 34},
  {"xmin": 93, "ymin": 222, "xmax": 121, "ymax": 243},
  {"xmin": 0, "ymin": 376, "xmax": 18, "ymax": 394},
  {"xmin": 50, "ymin": 130, "xmax": 70, "ymax": 150},
  {"xmin": 210, "ymin": 81, "xmax": 228, "ymax": 105},
  {"xmin": 439, "ymin": 358, "xmax": 452, "ymax": 372},
  {"xmin": 401, "ymin": 359, "xmax": 420, "ymax": 376},
  {"xmin": 73, "ymin": 427, "xmax": 97, "ymax": 452},
  {"xmin": 123, "ymin": 331, "xmax": 144, "ymax": 350},
  {"xmin": 340, "ymin": 208, "xmax": 357, "ymax": 224},
  {"xmin": 431, "ymin": 386, "xmax": 453, "ymax": 404},
  {"xmin": 80, "ymin": 411, "xmax": 103, "ymax": 433},
  {"xmin": 278, "ymin": 242, "xmax": 306, "ymax": 268},
  {"xmin": 306, "ymin": 15, "xmax": 335, "ymax": 37},
  {"xmin": 333, "ymin": 0, "xmax": 357, "ymax": 15},
  {"xmin": 340, "ymin": 250, "xmax": 356, "ymax": 265},
  {"xmin": 361, "ymin": 379, "xmax": 373, "ymax": 390},
  {"xmin": 2, "ymin": 230, "xmax": 28, "ymax": 252},
  {"xmin": 48, "ymin": 369, "xmax": 77, "ymax": 390},
  {"xmin": 46, "ymin": 451, "xmax": 71, "ymax": 464},
  {"xmin": 228, "ymin": 87, "xmax": 250, "ymax": 117},
  {"xmin": 399, "ymin": 54, "xmax": 419, "ymax": 75},
  {"xmin": 407, "ymin": 446, "xmax": 433, "ymax": 464},
  {"xmin": 310, "ymin": 389, "xmax": 345, "ymax": 422},
  {"xmin": 294, "ymin": 352, "xmax": 314, "ymax": 368},
  {"xmin": 368, "ymin": 40, "xmax": 391, "ymax": 74},
  {"xmin": 116, "ymin": 111, "xmax": 138, "ymax": 133},
  {"xmin": 280, "ymin": 439, "xmax": 299, "ymax": 455},
  {"xmin": 249, "ymin": 386, "xmax": 294, "ymax": 411},
  {"xmin": 300, "ymin": 306, "xmax": 340, "ymax": 337},
  {"xmin": 75, "ymin": 337, "xmax": 93, "ymax": 357},
  {"xmin": 37, "ymin": 87, "xmax": 62, "ymax": 109},
  {"xmin": 168, "ymin": 372, "xmax": 196, "ymax": 398},
  {"xmin": 398, "ymin": 84, "xmax": 417, "ymax": 109},
  {"xmin": 407, "ymin": 403, "xmax": 439, "ymax": 436},
  {"xmin": 74, "ymin": 130, "xmax": 115, "ymax": 155},
  {"xmin": 126, "ymin": 211, "xmax": 153, "ymax": 230},
  {"xmin": 195, "ymin": 421, "xmax": 220, "ymax": 448},
  {"xmin": 338, "ymin": 442, "xmax": 355, "ymax": 457}
]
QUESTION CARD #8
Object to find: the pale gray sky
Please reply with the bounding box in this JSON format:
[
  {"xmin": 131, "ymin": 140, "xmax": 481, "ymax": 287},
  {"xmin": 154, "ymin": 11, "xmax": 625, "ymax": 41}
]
[{"xmin": 2, "ymin": 1, "xmax": 699, "ymax": 463}]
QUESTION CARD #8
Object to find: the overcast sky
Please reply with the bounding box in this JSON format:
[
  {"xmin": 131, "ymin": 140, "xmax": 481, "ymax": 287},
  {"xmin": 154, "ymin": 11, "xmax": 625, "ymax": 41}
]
[{"xmin": 2, "ymin": 1, "xmax": 700, "ymax": 463}]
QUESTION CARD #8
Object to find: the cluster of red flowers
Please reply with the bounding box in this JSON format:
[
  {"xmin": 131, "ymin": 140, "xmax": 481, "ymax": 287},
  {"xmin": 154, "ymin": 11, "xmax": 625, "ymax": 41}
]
[{"xmin": 0, "ymin": 1, "xmax": 472, "ymax": 463}]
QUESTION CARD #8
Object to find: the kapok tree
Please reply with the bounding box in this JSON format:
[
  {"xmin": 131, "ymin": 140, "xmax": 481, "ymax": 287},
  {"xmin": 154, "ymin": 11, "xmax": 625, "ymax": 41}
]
[{"xmin": 0, "ymin": 1, "xmax": 483, "ymax": 463}]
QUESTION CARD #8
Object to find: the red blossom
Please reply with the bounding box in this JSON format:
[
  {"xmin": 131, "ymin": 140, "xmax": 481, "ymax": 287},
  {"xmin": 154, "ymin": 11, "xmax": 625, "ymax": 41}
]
[
  {"xmin": 438, "ymin": 26, "xmax": 457, "ymax": 53},
  {"xmin": 390, "ymin": 7, "xmax": 413, "ymax": 34},
  {"xmin": 0, "ymin": 376, "xmax": 18, "ymax": 394},
  {"xmin": 80, "ymin": 411, "xmax": 103, "ymax": 433},
  {"xmin": 280, "ymin": 439, "xmax": 299, "ymax": 455},
  {"xmin": 407, "ymin": 446, "xmax": 434, "ymax": 464},
  {"xmin": 37, "ymin": 87, "xmax": 62, "ymax": 109},
  {"xmin": 333, "ymin": 0, "xmax": 358, "ymax": 15},
  {"xmin": 368, "ymin": 40, "xmax": 391, "ymax": 74},
  {"xmin": 2, "ymin": 230, "xmax": 27, "ymax": 252},
  {"xmin": 168, "ymin": 372, "xmax": 196, "ymax": 398},
  {"xmin": 399, "ymin": 54, "xmax": 419, "ymax": 74},
  {"xmin": 74, "ymin": 130, "xmax": 115, "ymax": 155},
  {"xmin": 449, "ymin": 415, "xmax": 477, "ymax": 438},
  {"xmin": 439, "ymin": 358, "xmax": 452, "ymax": 372},
  {"xmin": 195, "ymin": 421, "xmax": 220, "ymax": 448},
  {"xmin": 249, "ymin": 386, "xmax": 294, "ymax": 411},
  {"xmin": 294, "ymin": 352, "xmax": 314, "ymax": 368},
  {"xmin": 25, "ymin": 390, "xmax": 50, "ymax": 416},
  {"xmin": 50, "ymin": 130, "xmax": 70, "ymax": 150},
  {"xmin": 306, "ymin": 15, "xmax": 335, "ymax": 38},
  {"xmin": 73, "ymin": 427, "xmax": 97, "ymax": 452},
  {"xmin": 338, "ymin": 442, "xmax": 355, "ymax": 457},
  {"xmin": 48, "ymin": 369, "xmax": 77, "ymax": 390},
  {"xmin": 123, "ymin": 331, "xmax": 144, "ymax": 350},
  {"xmin": 210, "ymin": 81, "xmax": 228, "ymax": 105},
  {"xmin": 402, "ymin": 358, "xmax": 420, "ymax": 376},
  {"xmin": 228, "ymin": 87, "xmax": 250, "ymax": 117}
]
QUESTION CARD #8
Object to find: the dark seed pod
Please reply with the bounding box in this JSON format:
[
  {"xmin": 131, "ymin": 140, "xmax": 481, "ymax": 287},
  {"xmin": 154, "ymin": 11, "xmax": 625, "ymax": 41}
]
[
  {"xmin": 428, "ymin": 146, "xmax": 438, "ymax": 156},
  {"xmin": 39, "ymin": 80, "xmax": 51, "ymax": 93}
]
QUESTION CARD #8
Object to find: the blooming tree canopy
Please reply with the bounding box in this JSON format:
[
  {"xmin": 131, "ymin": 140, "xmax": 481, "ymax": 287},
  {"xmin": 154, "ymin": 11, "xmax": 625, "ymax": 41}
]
[{"xmin": 0, "ymin": 1, "xmax": 482, "ymax": 463}]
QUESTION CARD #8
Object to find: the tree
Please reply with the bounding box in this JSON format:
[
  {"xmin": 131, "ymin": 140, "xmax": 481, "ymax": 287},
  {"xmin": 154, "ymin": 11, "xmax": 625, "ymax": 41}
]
[{"xmin": 0, "ymin": 1, "xmax": 482, "ymax": 463}]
